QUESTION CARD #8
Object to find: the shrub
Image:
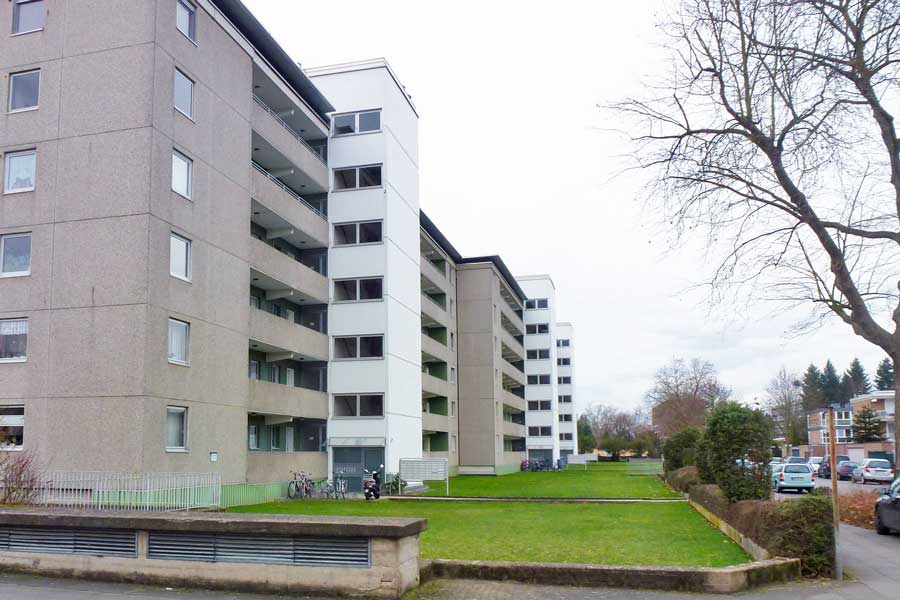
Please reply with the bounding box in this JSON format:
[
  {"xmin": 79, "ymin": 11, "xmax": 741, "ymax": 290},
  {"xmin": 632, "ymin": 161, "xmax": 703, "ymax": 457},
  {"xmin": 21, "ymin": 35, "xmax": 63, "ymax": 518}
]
[
  {"xmin": 766, "ymin": 496, "xmax": 834, "ymax": 578},
  {"xmin": 667, "ymin": 465, "xmax": 699, "ymax": 492},
  {"xmin": 662, "ymin": 427, "xmax": 702, "ymax": 473},
  {"xmin": 704, "ymin": 402, "xmax": 771, "ymax": 501},
  {"xmin": 695, "ymin": 433, "xmax": 716, "ymax": 483},
  {"xmin": 838, "ymin": 490, "xmax": 879, "ymax": 529},
  {"xmin": 0, "ymin": 451, "xmax": 42, "ymax": 505}
]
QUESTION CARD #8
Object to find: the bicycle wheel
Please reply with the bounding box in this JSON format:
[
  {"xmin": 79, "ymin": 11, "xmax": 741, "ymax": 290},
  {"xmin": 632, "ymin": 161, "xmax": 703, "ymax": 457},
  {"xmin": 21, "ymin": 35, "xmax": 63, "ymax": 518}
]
[{"xmin": 287, "ymin": 480, "xmax": 299, "ymax": 499}]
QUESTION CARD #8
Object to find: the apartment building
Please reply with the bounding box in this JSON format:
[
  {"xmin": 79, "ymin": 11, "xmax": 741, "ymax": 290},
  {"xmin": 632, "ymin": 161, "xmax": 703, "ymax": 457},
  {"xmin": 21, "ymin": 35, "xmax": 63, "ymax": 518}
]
[
  {"xmin": 556, "ymin": 322, "xmax": 577, "ymax": 458},
  {"xmin": 850, "ymin": 391, "xmax": 896, "ymax": 442},
  {"xmin": 806, "ymin": 404, "xmax": 854, "ymax": 446}
]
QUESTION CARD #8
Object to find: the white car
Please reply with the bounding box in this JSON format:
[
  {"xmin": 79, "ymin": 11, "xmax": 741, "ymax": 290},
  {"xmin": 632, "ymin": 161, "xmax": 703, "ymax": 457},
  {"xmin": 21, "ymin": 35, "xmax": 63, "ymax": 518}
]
[
  {"xmin": 807, "ymin": 457, "xmax": 823, "ymax": 470},
  {"xmin": 851, "ymin": 459, "xmax": 895, "ymax": 484}
]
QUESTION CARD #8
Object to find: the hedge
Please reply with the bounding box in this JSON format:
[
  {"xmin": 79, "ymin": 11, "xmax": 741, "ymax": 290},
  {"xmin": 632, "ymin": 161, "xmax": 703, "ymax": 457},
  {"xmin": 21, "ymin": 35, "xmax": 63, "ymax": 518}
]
[{"xmin": 666, "ymin": 465, "xmax": 698, "ymax": 493}]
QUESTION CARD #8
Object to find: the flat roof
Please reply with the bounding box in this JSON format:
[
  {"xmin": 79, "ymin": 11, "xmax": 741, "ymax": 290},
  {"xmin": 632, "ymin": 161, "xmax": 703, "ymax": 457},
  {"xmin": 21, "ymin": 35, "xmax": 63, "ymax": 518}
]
[
  {"xmin": 209, "ymin": 0, "xmax": 334, "ymax": 122},
  {"xmin": 305, "ymin": 58, "xmax": 419, "ymax": 117}
]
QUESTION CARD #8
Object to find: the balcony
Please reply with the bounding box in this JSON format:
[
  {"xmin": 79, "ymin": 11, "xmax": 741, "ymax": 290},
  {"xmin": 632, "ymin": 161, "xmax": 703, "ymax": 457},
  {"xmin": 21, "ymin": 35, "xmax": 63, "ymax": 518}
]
[
  {"xmin": 421, "ymin": 333, "xmax": 450, "ymax": 362},
  {"xmin": 422, "ymin": 372, "xmax": 454, "ymax": 398},
  {"xmin": 248, "ymin": 379, "xmax": 328, "ymax": 419},
  {"xmin": 251, "ymin": 164, "xmax": 328, "ymax": 247},
  {"xmin": 502, "ymin": 389, "xmax": 527, "ymax": 412},
  {"xmin": 250, "ymin": 237, "xmax": 328, "ymax": 305},
  {"xmin": 251, "ymin": 98, "xmax": 328, "ymax": 195},
  {"xmin": 423, "ymin": 411, "xmax": 452, "ymax": 433},
  {"xmin": 249, "ymin": 307, "xmax": 328, "ymax": 362},
  {"xmin": 499, "ymin": 307, "xmax": 524, "ymax": 339},
  {"xmin": 503, "ymin": 420, "xmax": 527, "ymax": 438},
  {"xmin": 500, "ymin": 357, "xmax": 526, "ymax": 387},
  {"xmin": 421, "ymin": 292, "xmax": 449, "ymax": 328},
  {"xmin": 420, "ymin": 261, "xmax": 449, "ymax": 296}
]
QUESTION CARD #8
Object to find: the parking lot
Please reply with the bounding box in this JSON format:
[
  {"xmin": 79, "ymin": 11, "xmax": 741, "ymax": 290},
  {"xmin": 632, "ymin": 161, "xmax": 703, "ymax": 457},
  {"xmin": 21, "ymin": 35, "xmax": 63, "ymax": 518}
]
[{"xmin": 773, "ymin": 474, "xmax": 891, "ymax": 500}]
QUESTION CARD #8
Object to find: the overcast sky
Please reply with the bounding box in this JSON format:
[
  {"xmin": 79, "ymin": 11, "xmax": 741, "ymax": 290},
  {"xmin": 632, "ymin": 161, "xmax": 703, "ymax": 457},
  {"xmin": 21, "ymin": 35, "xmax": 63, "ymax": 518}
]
[{"xmin": 244, "ymin": 0, "xmax": 889, "ymax": 413}]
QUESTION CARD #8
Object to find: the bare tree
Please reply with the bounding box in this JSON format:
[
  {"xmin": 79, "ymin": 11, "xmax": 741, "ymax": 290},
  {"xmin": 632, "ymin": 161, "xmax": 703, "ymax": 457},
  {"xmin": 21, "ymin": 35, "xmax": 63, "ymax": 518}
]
[
  {"xmin": 646, "ymin": 357, "xmax": 732, "ymax": 436},
  {"xmin": 618, "ymin": 0, "xmax": 900, "ymax": 459},
  {"xmin": 765, "ymin": 367, "xmax": 806, "ymax": 445}
]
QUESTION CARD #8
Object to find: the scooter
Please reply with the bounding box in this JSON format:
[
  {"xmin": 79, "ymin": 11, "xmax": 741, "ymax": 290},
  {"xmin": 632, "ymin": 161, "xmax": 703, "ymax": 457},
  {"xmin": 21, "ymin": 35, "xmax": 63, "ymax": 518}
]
[{"xmin": 363, "ymin": 464, "xmax": 384, "ymax": 500}]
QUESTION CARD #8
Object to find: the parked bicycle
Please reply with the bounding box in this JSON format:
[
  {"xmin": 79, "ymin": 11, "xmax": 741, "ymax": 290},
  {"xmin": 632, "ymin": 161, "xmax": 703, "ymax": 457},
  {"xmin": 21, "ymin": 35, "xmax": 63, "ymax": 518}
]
[
  {"xmin": 287, "ymin": 470, "xmax": 313, "ymax": 499},
  {"xmin": 334, "ymin": 471, "xmax": 347, "ymax": 500}
]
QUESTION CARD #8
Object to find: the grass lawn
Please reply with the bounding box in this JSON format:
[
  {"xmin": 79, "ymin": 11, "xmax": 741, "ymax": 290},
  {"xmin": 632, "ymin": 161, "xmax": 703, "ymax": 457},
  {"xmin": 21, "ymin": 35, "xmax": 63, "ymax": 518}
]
[
  {"xmin": 229, "ymin": 500, "xmax": 748, "ymax": 567},
  {"xmin": 416, "ymin": 469, "xmax": 678, "ymax": 498}
]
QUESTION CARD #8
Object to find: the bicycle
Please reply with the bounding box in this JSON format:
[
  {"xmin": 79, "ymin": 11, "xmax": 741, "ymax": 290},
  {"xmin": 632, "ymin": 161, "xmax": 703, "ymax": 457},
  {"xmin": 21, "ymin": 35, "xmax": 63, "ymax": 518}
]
[
  {"xmin": 317, "ymin": 478, "xmax": 335, "ymax": 499},
  {"xmin": 287, "ymin": 470, "xmax": 313, "ymax": 499},
  {"xmin": 334, "ymin": 471, "xmax": 347, "ymax": 500}
]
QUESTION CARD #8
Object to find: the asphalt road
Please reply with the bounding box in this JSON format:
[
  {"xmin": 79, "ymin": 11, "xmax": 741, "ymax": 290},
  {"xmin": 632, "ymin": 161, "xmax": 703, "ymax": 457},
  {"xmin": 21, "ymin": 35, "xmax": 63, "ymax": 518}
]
[{"xmin": 773, "ymin": 475, "xmax": 891, "ymax": 500}]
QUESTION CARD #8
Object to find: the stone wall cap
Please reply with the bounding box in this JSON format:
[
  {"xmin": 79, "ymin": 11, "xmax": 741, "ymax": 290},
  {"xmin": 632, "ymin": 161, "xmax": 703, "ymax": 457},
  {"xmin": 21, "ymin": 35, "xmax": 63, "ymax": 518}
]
[{"xmin": 0, "ymin": 508, "xmax": 427, "ymax": 538}]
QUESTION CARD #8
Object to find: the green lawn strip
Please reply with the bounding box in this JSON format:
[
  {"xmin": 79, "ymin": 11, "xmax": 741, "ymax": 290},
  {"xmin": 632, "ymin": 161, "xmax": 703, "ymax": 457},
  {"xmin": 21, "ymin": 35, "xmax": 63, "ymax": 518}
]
[
  {"xmin": 417, "ymin": 470, "xmax": 678, "ymax": 498},
  {"xmin": 229, "ymin": 500, "xmax": 748, "ymax": 567}
]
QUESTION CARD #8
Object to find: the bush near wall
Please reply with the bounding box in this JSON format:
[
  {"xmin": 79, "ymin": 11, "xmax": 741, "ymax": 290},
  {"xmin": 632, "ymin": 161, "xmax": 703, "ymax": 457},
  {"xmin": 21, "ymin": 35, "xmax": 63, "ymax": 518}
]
[
  {"xmin": 837, "ymin": 490, "xmax": 879, "ymax": 530},
  {"xmin": 666, "ymin": 465, "xmax": 699, "ymax": 493},
  {"xmin": 661, "ymin": 427, "xmax": 702, "ymax": 473},
  {"xmin": 683, "ymin": 482, "xmax": 834, "ymax": 578}
]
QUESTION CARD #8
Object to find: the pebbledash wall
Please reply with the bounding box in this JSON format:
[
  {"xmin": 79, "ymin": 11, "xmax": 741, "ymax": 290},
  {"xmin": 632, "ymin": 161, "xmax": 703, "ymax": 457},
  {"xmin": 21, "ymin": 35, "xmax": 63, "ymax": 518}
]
[{"xmin": 0, "ymin": 0, "xmax": 575, "ymax": 486}]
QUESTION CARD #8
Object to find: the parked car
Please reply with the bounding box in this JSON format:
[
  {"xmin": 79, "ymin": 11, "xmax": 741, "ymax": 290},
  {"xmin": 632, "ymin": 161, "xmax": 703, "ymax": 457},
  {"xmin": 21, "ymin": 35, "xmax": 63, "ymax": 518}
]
[
  {"xmin": 817, "ymin": 455, "xmax": 852, "ymax": 478},
  {"xmin": 875, "ymin": 478, "xmax": 900, "ymax": 535},
  {"xmin": 808, "ymin": 457, "xmax": 823, "ymax": 470},
  {"xmin": 786, "ymin": 456, "xmax": 808, "ymax": 465},
  {"xmin": 772, "ymin": 464, "xmax": 816, "ymax": 493},
  {"xmin": 852, "ymin": 459, "xmax": 895, "ymax": 484},
  {"xmin": 834, "ymin": 461, "xmax": 859, "ymax": 481},
  {"xmin": 770, "ymin": 457, "xmax": 784, "ymax": 466}
]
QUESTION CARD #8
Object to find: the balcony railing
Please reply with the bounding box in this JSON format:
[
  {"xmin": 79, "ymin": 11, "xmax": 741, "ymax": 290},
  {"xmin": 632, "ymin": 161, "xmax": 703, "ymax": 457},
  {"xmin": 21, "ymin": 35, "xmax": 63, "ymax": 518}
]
[
  {"xmin": 253, "ymin": 95, "xmax": 327, "ymax": 164},
  {"xmin": 252, "ymin": 161, "xmax": 325, "ymax": 220}
]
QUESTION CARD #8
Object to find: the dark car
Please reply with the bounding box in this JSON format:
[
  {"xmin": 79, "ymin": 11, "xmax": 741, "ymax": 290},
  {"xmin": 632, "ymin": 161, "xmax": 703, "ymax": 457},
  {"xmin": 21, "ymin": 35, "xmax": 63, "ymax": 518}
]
[
  {"xmin": 834, "ymin": 461, "xmax": 858, "ymax": 481},
  {"xmin": 875, "ymin": 478, "xmax": 900, "ymax": 535},
  {"xmin": 818, "ymin": 455, "xmax": 852, "ymax": 478}
]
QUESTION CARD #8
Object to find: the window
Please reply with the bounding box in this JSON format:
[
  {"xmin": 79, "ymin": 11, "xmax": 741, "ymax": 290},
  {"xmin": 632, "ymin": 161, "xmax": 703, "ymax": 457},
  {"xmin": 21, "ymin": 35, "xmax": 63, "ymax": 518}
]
[
  {"xmin": 450, "ymin": 434, "xmax": 457, "ymax": 452},
  {"xmin": 0, "ymin": 406, "xmax": 24, "ymax": 450},
  {"xmin": 451, "ymin": 401, "xmax": 456, "ymax": 417},
  {"xmin": 560, "ymin": 433, "xmax": 573, "ymax": 441},
  {"xmin": 526, "ymin": 323, "xmax": 549, "ymax": 335},
  {"xmin": 450, "ymin": 332, "xmax": 455, "ymax": 350},
  {"xmin": 173, "ymin": 69, "xmax": 194, "ymax": 118},
  {"xmin": 334, "ymin": 335, "xmax": 384, "ymax": 360},
  {"xmin": 333, "ymin": 394, "xmax": 384, "ymax": 417},
  {"xmin": 248, "ymin": 425, "xmax": 259, "ymax": 449},
  {"xmin": 0, "ymin": 319, "xmax": 27, "ymax": 362},
  {"xmin": 558, "ymin": 395, "xmax": 572, "ymax": 403},
  {"xmin": 4, "ymin": 149, "xmax": 36, "ymax": 193},
  {"xmin": 450, "ymin": 367, "xmax": 456, "ymax": 384},
  {"xmin": 559, "ymin": 414, "xmax": 572, "ymax": 422},
  {"xmin": 12, "ymin": 0, "xmax": 44, "ymax": 35},
  {"xmin": 558, "ymin": 376, "xmax": 571, "ymax": 384},
  {"xmin": 557, "ymin": 339, "xmax": 570, "ymax": 347},
  {"xmin": 169, "ymin": 232, "xmax": 191, "ymax": 281},
  {"xmin": 270, "ymin": 426, "xmax": 283, "ymax": 450},
  {"xmin": 528, "ymin": 400, "xmax": 551, "ymax": 411},
  {"xmin": 171, "ymin": 150, "xmax": 192, "ymax": 199},
  {"xmin": 527, "ymin": 374, "xmax": 551, "ymax": 385},
  {"xmin": 167, "ymin": 318, "xmax": 190, "ymax": 365},
  {"xmin": 248, "ymin": 360, "xmax": 259, "ymax": 380},
  {"xmin": 525, "ymin": 298, "xmax": 548, "ymax": 309},
  {"xmin": 1, "ymin": 232, "xmax": 31, "ymax": 277},
  {"xmin": 333, "ymin": 277, "xmax": 383, "ymax": 302},
  {"xmin": 527, "ymin": 349, "xmax": 550, "ymax": 360},
  {"xmin": 8, "ymin": 69, "xmax": 39, "ymax": 112},
  {"xmin": 557, "ymin": 358, "xmax": 571, "ymax": 366},
  {"xmin": 176, "ymin": 0, "xmax": 196, "ymax": 42},
  {"xmin": 528, "ymin": 426, "xmax": 552, "ymax": 437},
  {"xmin": 333, "ymin": 220, "xmax": 382, "ymax": 245},
  {"xmin": 333, "ymin": 109, "xmax": 381, "ymax": 135},
  {"xmin": 165, "ymin": 406, "xmax": 187, "ymax": 450},
  {"xmin": 333, "ymin": 165, "xmax": 382, "ymax": 190}
]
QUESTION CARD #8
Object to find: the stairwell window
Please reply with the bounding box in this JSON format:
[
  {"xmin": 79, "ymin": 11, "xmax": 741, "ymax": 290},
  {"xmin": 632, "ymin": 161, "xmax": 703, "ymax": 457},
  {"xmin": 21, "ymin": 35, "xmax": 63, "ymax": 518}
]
[
  {"xmin": 169, "ymin": 232, "xmax": 191, "ymax": 282},
  {"xmin": 171, "ymin": 150, "xmax": 192, "ymax": 199},
  {"xmin": 4, "ymin": 149, "xmax": 36, "ymax": 194},
  {"xmin": 12, "ymin": 0, "xmax": 44, "ymax": 35},
  {"xmin": 0, "ymin": 319, "xmax": 27, "ymax": 363},
  {"xmin": 1, "ymin": 232, "xmax": 31, "ymax": 277},
  {"xmin": 165, "ymin": 406, "xmax": 187, "ymax": 451},
  {"xmin": 174, "ymin": 69, "xmax": 194, "ymax": 118},
  {"xmin": 333, "ymin": 393, "xmax": 384, "ymax": 418},
  {"xmin": 333, "ymin": 220, "xmax": 382, "ymax": 246},
  {"xmin": 558, "ymin": 376, "xmax": 571, "ymax": 384},
  {"xmin": 333, "ymin": 164, "xmax": 382, "ymax": 190},
  {"xmin": 167, "ymin": 318, "xmax": 190, "ymax": 365},
  {"xmin": 333, "ymin": 335, "xmax": 384, "ymax": 360},
  {"xmin": 527, "ymin": 374, "xmax": 550, "ymax": 385},
  {"xmin": 527, "ymin": 349, "xmax": 550, "ymax": 360},
  {"xmin": 525, "ymin": 323, "xmax": 549, "ymax": 335},
  {"xmin": 333, "ymin": 109, "xmax": 381, "ymax": 136},
  {"xmin": 525, "ymin": 298, "xmax": 548, "ymax": 309},
  {"xmin": 8, "ymin": 69, "xmax": 39, "ymax": 113},
  {"xmin": 176, "ymin": 0, "xmax": 196, "ymax": 42},
  {"xmin": 333, "ymin": 277, "xmax": 383, "ymax": 302}
]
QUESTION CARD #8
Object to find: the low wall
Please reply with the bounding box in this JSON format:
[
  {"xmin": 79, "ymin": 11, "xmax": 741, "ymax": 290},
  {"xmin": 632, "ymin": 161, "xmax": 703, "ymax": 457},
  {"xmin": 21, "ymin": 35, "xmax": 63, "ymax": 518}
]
[{"xmin": 0, "ymin": 508, "xmax": 426, "ymax": 599}]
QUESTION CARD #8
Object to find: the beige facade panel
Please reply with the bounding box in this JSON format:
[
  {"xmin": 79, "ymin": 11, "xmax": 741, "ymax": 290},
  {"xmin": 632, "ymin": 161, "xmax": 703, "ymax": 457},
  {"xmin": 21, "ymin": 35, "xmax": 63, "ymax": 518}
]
[{"xmin": 247, "ymin": 450, "xmax": 327, "ymax": 483}]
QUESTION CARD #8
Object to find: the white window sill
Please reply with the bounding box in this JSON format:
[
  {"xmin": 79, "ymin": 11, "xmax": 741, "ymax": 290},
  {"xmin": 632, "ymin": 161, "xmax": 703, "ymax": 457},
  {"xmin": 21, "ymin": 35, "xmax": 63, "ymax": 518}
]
[
  {"xmin": 0, "ymin": 358, "xmax": 27, "ymax": 364},
  {"xmin": 331, "ymin": 185, "xmax": 384, "ymax": 193},
  {"xmin": 172, "ymin": 189, "xmax": 193, "ymax": 202},
  {"xmin": 165, "ymin": 447, "xmax": 189, "ymax": 453},
  {"xmin": 10, "ymin": 28, "xmax": 43, "ymax": 37},
  {"xmin": 332, "ymin": 129, "xmax": 382, "ymax": 138},
  {"xmin": 0, "ymin": 271, "xmax": 30, "ymax": 278},
  {"xmin": 331, "ymin": 415, "xmax": 385, "ymax": 420},
  {"xmin": 332, "ymin": 298, "xmax": 385, "ymax": 305},
  {"xmin": 7, "ymin": 106, "xmax": 38, "ymax": 115},
  {"xmin": 174, "ymin": 107, "xmax": 195, "ymax": 123},
  {"xmin": 3, "ymin": 187, "xmax": 36, "ymax": 195},
  {"xmin": 333, "ymin": 356, "xmax": 385, "ymax": 362},
  {"xmin": 168, "ymin": 359, "xmax": 190, "ymax": 367},
  {"xmin": 177, "ymin": 29, "xmax": 198, "ymax": 47},
  {"xmin": 333, "ymin": 241, "xmax": 385, "ymax": 248},
  {"xmin": 170, "ymin": 273, "xmax": 192, "ymax": 284}
]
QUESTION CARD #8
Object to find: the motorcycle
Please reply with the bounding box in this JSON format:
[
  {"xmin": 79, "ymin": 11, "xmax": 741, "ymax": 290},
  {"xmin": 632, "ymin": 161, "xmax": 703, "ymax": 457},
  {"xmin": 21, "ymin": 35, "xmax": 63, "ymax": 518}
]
[{"xmin": 363, "ymin": 464, "xmax": 384, "ymax": 500}]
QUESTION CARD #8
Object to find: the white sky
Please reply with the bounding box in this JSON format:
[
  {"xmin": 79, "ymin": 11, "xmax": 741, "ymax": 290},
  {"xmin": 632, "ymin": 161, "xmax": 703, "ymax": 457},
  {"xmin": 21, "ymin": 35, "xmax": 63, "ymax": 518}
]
[{"xmin": 243, "ymin": 0, "xmax": 889, "ymax": 412}]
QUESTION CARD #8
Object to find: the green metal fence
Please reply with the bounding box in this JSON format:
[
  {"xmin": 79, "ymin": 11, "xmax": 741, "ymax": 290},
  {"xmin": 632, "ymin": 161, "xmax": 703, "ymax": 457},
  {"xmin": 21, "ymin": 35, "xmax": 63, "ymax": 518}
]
[{"xmin": 220, "ymin": 481, "xmax": 289, "ymax": 508}]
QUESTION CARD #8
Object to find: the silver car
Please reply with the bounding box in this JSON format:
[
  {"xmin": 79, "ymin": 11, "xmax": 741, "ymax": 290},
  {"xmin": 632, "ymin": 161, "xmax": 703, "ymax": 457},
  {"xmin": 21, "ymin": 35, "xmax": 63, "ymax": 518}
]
[{"xmin": 851, "ymin": 459, "xmax": 895, "ymax": 484}]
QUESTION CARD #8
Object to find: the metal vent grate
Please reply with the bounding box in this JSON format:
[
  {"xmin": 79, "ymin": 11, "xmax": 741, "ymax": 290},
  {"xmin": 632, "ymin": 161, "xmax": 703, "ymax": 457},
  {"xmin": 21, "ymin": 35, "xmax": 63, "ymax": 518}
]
[
  {"xmin": 148, "ymin": 531, "xmax": 370, "ymax": 567},
  {"xmin": 0, "ymin": 526, "xmax": 136, "ymax": 558}
]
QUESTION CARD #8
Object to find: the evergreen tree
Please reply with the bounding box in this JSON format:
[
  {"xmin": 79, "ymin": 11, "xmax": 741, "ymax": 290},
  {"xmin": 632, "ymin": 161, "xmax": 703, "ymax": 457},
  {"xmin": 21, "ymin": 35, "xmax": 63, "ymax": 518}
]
[
  {"xmin": 820, "ymin": 360, "xmax": 842, "ymax": 406},
  {"xmin": 800, "ymin": 365, "xmax": 825, "ymax": 411},
  {"xmin": 839, "ymin": 373, "xmax": 855, "ymax": 403},
  {"xmin": 845, "ymin": 358, "xmax": 872, "ymax": 397},
  {"xmin": 875, "ymin": 358, "xmax": 894, "ymax": 391},
  {"xmin": 577, "ymin": 415, "xmax": 597, "ymax": 453},
  {"xmin": 853, "ymin": 407, "xmax": 883, "ymax": 442}
]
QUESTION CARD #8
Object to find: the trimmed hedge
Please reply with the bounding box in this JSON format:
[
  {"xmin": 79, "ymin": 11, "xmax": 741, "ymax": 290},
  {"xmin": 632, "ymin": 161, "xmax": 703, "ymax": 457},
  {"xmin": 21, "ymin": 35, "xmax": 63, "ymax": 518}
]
[{"xmin": 667, "ymin": 465, "xmax": 699, "ymax": 493}]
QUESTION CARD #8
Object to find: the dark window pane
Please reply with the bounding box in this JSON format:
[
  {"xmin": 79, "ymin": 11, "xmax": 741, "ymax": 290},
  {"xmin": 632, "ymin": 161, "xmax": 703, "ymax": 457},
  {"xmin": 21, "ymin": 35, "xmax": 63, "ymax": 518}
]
[
  {"xmin": 9, "ymin": 70, "xmax": 39, "ymax": 111},
  {"xmin": 334, "ymin": 168, "xmax": 357, "ymax": 190},
  {"xmin": 334, "ymin": 114, "xmax": 355, "ymax": 135},
  {"xmin": 359, "ymin": 394, "xmax": 383, "ymax": 416},
  {"xmin": 334, "ymin": 280, "xmax": 357, "ymax": 302},
  {"xmin": 358, "ymin": 111, "xmax": 380, "ymax": 132},
  {"xmin": 358, "ymin": 165, "xmax": 381, "ymax": 187},
  {"xmin": 359, "ymin": 221, "xmax": 382, "ymax": 243},
  {"xmin": 334, "ymin": 223, "xmax": 357, "ymax": 245},
  {"xmin": 0, "ymin": 319, "xmax": 27, "ymax": 360},
  {"xmin": 13, "ymin": 0, "xmax": 44, "ymax": 34},
  {"xmin": 1, "ymin": 234, "xmax": 31, "ymax": 274},
  {"xmin": 334, "ymin": 337, "xmax": 358, "ymax": 359},
  {"xmin": 359, "ymin": 335, "xmax": 383, "ymax": 358},
  {"xmin": 334, "ymin": 395, "xmax": 357, "ymax": 417},
  {"xmin": 359, "ymin": 278, "xmax": 382, "ymax": 300}
]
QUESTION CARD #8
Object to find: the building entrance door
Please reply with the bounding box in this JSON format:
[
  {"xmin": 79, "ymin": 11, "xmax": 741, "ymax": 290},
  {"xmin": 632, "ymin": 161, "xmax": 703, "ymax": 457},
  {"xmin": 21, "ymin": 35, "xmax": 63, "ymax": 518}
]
[{"xmin": 332, "ymin": 446, "xmax": 386, "ymax": 492}]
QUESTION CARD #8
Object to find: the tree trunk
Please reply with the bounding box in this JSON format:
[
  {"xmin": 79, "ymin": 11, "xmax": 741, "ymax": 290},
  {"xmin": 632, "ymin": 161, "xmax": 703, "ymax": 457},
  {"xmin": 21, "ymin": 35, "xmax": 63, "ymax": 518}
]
[{"xmin": 894, "ymin": 360, "xmax": 900, "ymax": 465}]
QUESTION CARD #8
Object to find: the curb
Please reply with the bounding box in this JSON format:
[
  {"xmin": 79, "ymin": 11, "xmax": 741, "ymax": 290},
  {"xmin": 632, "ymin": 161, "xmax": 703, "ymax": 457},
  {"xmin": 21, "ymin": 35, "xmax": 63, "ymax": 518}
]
[
  {"xmin": 419, "ymin": 557, "xmax": 801, "ymax": 594},
  {"xmin": 389, "ymin": 496, "xmax": 685, "ymax": 503}
]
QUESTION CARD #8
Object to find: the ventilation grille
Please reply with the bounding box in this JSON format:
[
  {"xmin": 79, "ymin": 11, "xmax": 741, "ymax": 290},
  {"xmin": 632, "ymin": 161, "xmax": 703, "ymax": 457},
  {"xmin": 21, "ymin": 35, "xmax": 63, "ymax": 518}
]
[
  {"xmin": 0, "ymin": 526, "xmax": 137, "ymax": 558},
  {"xmin": 148, "ymin": 531, "xmax": 370, "ymax": 567}
]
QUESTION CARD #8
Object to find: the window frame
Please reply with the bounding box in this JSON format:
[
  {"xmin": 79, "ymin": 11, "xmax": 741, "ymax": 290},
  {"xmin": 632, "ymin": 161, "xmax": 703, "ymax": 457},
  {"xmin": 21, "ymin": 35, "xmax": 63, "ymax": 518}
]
[
  {"xmin": 167, "ymin": 318, "xmax": 191, "ymax": 366},
  {"xmin": 248, "ymin": 424, "xmax": 259, "ymax": 450},
  {"xmin": 169, "ymin": 232, "xmax": 192, "ymax": 282},
  {"xmin": 165, "ymin": 406, "xmax": 188, "ymax": 452},
  {"xmin": 333, "ymin": 220, "xmax": 383, "ymax": 247},
  {"xmin": 171, "ymin": 149, "xmax": 193, "ymax": 200},
  {"xmin": 7, "ymin": 68, "xmax": 40, "ymax": 113},
  {"xmin": 173, "ymin": 68, "xmax": 194, "ymax": 119},
  {"xmin": 332, "ymin": 276, "xmax": 384, "ymax": 303},
  {"xmin": 11, "ymin": 0, "xmax": 44, "ymax": 36},
  {"xmin": 331, "ymin": 393, "xmax": 385, "ymax": 419},
  {"xmin": 331, "ymin": 109, "xmax": 382, "ymax": 137},
  {"xmin": 0, "ymin": 318, "xmax": 28, "ymax": 363},
  {"xmin": 175, "ymin": 0, "xmax": 197, "ymax": 43},
  {"xmin": 0, "ymin": 405, "xmax": 24, "ymax": 451},
  {"xmin": 0, "ymin": 232, "xmax": 32, "ymax": 278},
  {"xmin": 3, "ymin": 148, "xmax": 37, "ymax": 194},
  {"xmin": 333, "ymin": 335, "xmax": 385, "ymax": 361},
  {"xmin": 333, "ymin": 164, "xmax": 383, "ymax": 191}
]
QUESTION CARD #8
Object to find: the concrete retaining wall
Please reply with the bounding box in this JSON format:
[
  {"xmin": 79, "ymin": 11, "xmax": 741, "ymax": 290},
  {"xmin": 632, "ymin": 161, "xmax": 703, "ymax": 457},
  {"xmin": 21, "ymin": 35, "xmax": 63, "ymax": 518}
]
[{"xmin": 0, "ymin": 509, "xmax": 426, "ymax": 599}]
